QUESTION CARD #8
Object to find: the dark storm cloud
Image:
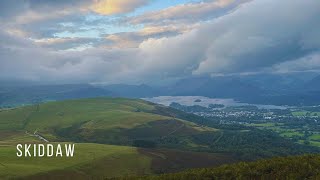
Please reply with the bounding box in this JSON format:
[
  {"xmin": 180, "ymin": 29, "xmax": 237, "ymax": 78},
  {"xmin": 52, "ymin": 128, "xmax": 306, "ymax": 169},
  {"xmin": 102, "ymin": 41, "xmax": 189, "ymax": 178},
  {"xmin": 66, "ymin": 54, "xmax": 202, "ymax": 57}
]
[{"xmin": 192, "ymin": 0, "xmax": 320, "ymax": 74}]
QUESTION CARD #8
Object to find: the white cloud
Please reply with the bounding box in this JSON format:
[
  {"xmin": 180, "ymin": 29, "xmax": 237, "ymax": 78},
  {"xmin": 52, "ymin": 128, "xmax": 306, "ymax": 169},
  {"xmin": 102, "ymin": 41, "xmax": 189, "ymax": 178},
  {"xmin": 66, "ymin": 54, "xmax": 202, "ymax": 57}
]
[{"xmin": 1, "ymin": 0, "xmax": 320, "ymax": 84}]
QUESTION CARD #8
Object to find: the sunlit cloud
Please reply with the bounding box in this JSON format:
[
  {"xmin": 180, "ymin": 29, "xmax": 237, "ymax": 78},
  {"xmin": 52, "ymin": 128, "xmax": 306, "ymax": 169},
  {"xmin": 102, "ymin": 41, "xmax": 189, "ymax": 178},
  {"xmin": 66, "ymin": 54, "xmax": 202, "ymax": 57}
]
[
  {"xmin": 91, "ymin": 0, "xmax": 149, "ymax": 15},
  {"xmin": 129, "ymin": 0, "xmax": 251, "ymax": 24}
]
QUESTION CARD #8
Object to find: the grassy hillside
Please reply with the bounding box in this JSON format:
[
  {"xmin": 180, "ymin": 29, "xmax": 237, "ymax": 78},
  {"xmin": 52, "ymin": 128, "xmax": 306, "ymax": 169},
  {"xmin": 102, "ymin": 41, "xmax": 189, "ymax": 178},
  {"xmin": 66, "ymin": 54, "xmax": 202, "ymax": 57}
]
[
  {"xmin": 0, "ymin": 142, "xmax": 235, "ymax": 179},
  {"xmin": 0, "ymin": 98, "xmax": 215, "ymax": 149},
  {"xmin": 0, "ymin": 143, "xmax": 150, "ymax": 179},
  {"xmin": 122, "ymin": 154, "xmax": 320, "ymax": 180}
]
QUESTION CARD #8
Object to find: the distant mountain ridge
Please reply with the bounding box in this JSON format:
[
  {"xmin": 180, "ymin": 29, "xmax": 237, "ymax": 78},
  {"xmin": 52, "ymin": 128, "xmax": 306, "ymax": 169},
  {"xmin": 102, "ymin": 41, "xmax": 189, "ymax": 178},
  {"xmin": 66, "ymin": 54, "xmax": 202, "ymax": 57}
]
[
  {"xmin": 1, "ymin": 72, "xmax": 320, "ymax": 107},
  {"xmin": 98, "ymin": 84, "xmax": 162, "ymax": 98},
  {"xmin": 0, "ymin": 84, "xmax": 113, "ymax": 107}
]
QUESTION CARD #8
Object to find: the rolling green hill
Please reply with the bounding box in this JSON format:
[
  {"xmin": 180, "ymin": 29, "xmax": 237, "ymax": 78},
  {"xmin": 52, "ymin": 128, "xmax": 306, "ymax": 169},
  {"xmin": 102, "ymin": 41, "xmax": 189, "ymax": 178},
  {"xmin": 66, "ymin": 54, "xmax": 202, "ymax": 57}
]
[
  {"xmin": 0, "ymin": 98, "xmax": 216, "ymax": 149},
  {"xmin": 0, "ymin": 98, "xmax": 235, "ymax": 179}
]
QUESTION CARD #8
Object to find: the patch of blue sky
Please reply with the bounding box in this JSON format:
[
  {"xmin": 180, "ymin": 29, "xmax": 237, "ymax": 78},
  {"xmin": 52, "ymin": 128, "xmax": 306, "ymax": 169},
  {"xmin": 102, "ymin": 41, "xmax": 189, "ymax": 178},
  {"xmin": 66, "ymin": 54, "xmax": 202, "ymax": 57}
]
[
  {"xmin": 55, "ymin": 17, "xmax": 143, "ymax": 38},
  {"xmin": 54, "ymin": 30, "xmax": 101, "ymax": 38},
  {"xmin": 54, "ymin": 0, "xmax": 204, "ymax": 38},
  {"xmin": 129, "ymin": 0, "xmax": 203, "ymax": 16}
]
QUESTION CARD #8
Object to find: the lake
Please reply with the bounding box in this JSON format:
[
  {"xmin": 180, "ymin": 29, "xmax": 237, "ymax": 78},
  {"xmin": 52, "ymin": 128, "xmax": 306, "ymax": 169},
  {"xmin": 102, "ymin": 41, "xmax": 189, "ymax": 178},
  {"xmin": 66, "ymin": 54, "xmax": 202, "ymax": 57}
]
[{"xmin": 143, "ymin": 96, "xmax": 288, "ymax": 109}]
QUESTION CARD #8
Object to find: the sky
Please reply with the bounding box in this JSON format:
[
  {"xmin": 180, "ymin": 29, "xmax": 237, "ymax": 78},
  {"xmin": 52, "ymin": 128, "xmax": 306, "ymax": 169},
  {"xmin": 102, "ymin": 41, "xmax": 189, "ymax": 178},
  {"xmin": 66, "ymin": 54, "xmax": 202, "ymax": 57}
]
[{"xmin": 0, "ymin": 0, "xmax": 320, "ymax": 85}]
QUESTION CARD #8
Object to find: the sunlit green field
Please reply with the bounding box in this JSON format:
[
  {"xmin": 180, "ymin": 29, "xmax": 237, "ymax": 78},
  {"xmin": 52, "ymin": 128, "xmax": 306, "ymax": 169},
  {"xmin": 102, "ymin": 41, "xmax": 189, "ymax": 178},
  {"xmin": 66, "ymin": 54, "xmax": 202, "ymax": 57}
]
[
  {"xmin": 0, "ymin": 142, "xmax": 151, "ymax": 179},
  {"xmin": 280, "ymin": 131, "xmax": 304, "ymax": 138},
  {"xmin": 309, "ymin": 134, "xmax": 320, "ymax": 141},
  {"xmin": 292, "ymin": 111, "xmax": 320, "ymax": 117},
  {"xmin": 247, "ymin": 122, "xmax": 320, "ymax": 148},
  {"xmin": 309, "ymin": 141, "xmax": 320, "ymax": 147}
]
